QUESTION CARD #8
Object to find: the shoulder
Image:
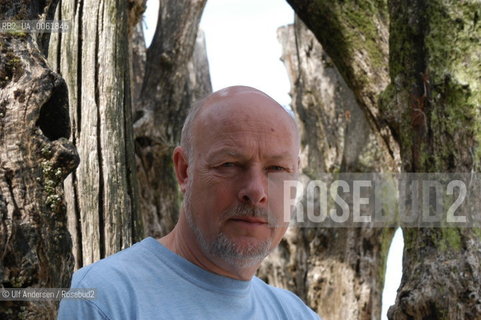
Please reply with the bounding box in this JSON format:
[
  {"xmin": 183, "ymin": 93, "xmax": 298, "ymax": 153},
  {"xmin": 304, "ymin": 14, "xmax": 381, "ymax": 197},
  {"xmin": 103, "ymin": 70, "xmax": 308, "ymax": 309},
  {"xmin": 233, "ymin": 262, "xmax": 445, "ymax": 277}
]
[
  {"xmin": 61, "ymin": 238, "xmax": 160, "ymax": 320},
  {"xmin": 251, "ymin": 277, "xmax": 321, "ymax": 319},
  {"xmin": 72, "ymin": 237, "xmax": 158, "ymax": 288}
]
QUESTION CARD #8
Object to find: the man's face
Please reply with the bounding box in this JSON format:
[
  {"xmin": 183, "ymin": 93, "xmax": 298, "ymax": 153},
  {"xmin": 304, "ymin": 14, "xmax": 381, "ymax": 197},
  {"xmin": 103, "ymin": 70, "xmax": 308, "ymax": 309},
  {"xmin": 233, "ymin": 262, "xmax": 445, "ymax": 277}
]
[{"xmin": 182, "ymin": 91, "xmax": 299, "ymax": 268}]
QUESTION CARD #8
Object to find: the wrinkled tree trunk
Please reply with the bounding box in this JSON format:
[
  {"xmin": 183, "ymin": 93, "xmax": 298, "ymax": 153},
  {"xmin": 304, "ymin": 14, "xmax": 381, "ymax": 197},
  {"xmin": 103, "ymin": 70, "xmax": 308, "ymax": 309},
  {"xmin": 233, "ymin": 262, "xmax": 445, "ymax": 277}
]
[
  {"xmin": 133, "ymin": 0, "xmax": 211, "ymax": 237},
  {"xmin": 286, "ymin": 0, "xmax": 399, "ymax": 165},
  {"xmin": 0, "ymin": 1, "xmax": 79, "ymax": 318},
  {"xmin": 286, "ymin": 0, "xmax": 481, "ymax": 319},
  {"xmin": 384, "ymin": 1, "xmax": 481, "ymax": 319},
  {"xmin": 48, "ymin": 0, "xmax": 143, "ymax": 269},
  {"xmin": 258, "ymin": 18, "xmax": 395, "ymax": 320}
]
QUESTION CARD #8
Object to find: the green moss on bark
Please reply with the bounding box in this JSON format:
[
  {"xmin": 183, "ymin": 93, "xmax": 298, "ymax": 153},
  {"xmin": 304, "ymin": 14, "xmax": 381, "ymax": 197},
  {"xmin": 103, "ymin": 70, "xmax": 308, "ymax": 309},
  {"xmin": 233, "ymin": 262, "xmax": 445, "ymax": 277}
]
[
  {"xmin": 439, "ymin": 228, "xmax": 462, "ymax": 251},
  {"xmin": 388, "ymin": 0, "xmax": 481, "ymax": 171},
  {"xmin": 294, "ymin": 0, "xmax": 389, "ymax": 92},
  {"xmin": 425, "ymin": 1, "xmax": 481, "ymax": 171},
  {"xmin": 0, "ymin": 46, "xmax": 25, "ymax": 89}
]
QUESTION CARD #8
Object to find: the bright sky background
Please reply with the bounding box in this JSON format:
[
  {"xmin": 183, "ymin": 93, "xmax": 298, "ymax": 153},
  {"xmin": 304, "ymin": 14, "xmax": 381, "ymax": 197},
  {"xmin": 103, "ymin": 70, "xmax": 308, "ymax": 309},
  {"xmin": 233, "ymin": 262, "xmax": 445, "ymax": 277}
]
[
  {"xmin": 143, "ymin": 1, "xmax": 403, "ymax": 319},
  {"xmin": 143, "ymin": 0, "xmax": 292, "ymax": 107}
]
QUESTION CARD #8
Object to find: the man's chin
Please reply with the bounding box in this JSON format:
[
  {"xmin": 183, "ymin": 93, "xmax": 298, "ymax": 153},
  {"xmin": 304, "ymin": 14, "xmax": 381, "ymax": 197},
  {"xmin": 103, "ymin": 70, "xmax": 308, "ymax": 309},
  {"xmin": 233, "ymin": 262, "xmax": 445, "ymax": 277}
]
[
  {"xmin": 208, "ymin": 233, "xmax": 272, "ymax": 267},
  {"xmin": 231, "ymin": 236, "xmax": 271, "ymax": 253}
]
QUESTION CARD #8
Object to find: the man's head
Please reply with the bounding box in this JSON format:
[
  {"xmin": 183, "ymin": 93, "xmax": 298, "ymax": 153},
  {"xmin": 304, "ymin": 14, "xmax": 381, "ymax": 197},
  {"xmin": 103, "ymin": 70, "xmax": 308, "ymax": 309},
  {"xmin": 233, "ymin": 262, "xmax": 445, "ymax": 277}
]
[{"xmin": 172, "ymin": 86, "xmax": 300, "ymax": 277}]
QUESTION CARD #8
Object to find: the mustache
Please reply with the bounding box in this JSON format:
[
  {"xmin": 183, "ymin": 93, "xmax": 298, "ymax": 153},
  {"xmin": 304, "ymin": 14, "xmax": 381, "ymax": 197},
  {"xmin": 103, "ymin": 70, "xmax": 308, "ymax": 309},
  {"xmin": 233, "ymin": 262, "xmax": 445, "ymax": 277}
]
[{"xmin": 222, "ymin": 204, "xmax": 279, "ymax": 227}]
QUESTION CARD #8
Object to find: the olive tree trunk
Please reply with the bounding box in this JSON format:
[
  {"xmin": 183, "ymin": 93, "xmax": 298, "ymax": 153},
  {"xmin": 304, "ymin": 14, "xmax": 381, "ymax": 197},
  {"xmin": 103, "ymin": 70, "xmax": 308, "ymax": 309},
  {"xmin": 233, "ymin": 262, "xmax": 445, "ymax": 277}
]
[
  {"xmin": 48, "ymin": 0, "xmax": 143, "ymax": 269},
  {"xmin": 384, "ymin": 1, "xmax": 481, "ymax": 319},
  {"xmin": 133, "ymin": 0, "xmax": 211, "ymax": 237},
  {"xmin": 279, "ymin": 2, "xmax": 401, "ymax": 319},
  {"xmin": 285, "ymin": 0, "xmax": 481, "ymax": 319},
  {"xmin": 0, "ymin": 0, "xmax": 79, "ymax": 318},
  {"xmin": 286, "ymin": 0, "xmax": 399, "ymax": 164},
  {"xmin": 258, "ymin": 17, "xmax": 396, "ymax": 320},
  {"xmin": 274, "ymin": 2, "xmax": 403, "ymax": 319}
]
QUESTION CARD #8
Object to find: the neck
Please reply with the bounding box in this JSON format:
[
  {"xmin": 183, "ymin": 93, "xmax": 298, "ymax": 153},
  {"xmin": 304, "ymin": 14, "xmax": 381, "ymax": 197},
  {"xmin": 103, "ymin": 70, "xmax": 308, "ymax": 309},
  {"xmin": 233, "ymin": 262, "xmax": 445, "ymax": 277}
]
[{"xmin": 159, "ymin": 211, "xmax": 260, "ymax": 281}]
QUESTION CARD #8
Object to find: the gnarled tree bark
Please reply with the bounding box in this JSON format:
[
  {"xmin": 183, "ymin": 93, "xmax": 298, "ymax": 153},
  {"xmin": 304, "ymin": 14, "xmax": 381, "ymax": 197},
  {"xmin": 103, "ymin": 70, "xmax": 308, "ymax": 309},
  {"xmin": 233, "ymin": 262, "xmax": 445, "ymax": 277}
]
[
  {"xmin": 286, "ymin": 0, "xmax": 399, "ymax": 167},
  {"xmin": 133, "ymin": 0, "xmax": 211, "ymax": 237},
  {"xmin": 48, "ymin": 0, "xmax": 143, "ymax": 269},
  {"xmin": 0, "ymin": 0, "xmax": 79, "ymax": 318},
  {"xmin": 385, "ymin": 1, "xmax": 481, "ymax": 319},
  {"xmin": 279, "ymin": 2, "xmax": 402, "ymax": 319},
  {"xmin": 258, "ymin": 18, "xmax": 395, "ymax": 320},
  {"xmin": 285, "ymin": 0, "xmax": 481, "ymax": 319}
]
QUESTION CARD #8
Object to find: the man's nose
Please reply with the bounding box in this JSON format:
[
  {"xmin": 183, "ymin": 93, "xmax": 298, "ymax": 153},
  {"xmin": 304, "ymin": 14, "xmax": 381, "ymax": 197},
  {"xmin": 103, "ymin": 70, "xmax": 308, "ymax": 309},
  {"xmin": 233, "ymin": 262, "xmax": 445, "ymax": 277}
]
[{"xmin": 238, "ymin": 167, "xmax": 268, "ymax": 206}]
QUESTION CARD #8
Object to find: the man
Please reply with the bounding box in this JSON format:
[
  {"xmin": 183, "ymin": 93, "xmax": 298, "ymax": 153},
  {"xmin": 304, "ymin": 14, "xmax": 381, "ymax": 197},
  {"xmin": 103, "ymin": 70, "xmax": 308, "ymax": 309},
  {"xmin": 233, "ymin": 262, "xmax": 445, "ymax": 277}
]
[{"xmin": 58, "ymin": 86, "xmax": 320, "ymax": 319}]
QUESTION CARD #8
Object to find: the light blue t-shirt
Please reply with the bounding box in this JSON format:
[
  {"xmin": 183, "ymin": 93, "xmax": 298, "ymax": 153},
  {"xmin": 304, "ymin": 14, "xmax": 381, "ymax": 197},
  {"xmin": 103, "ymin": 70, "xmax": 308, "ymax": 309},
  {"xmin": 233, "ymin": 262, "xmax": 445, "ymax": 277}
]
[{"xmin": 58, "ymin": 237, "xmax": 320, "ymax": 320}]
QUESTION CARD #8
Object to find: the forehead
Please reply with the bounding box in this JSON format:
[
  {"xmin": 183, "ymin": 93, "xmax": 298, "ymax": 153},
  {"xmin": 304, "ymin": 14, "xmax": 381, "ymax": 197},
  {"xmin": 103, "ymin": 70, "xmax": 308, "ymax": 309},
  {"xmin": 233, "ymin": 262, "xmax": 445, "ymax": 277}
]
[{"xmin": 192, "ymin": 92, "xmax": 299, "ymax": 150}]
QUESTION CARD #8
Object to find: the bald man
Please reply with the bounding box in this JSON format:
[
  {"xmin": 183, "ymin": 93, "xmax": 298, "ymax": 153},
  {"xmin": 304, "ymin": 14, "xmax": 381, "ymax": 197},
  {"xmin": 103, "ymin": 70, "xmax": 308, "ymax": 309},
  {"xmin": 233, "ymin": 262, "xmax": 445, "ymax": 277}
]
[{"xmin": 58, "ymin": 86, "xmax": 320, "ymax": 320}]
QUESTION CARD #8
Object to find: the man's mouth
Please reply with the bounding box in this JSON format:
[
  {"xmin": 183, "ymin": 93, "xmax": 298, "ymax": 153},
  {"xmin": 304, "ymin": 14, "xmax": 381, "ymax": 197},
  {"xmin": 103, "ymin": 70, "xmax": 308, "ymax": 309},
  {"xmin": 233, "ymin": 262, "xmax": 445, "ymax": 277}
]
[{"xmin": 230, "ymin": 217, "xmax": 268, "ymax": 225}]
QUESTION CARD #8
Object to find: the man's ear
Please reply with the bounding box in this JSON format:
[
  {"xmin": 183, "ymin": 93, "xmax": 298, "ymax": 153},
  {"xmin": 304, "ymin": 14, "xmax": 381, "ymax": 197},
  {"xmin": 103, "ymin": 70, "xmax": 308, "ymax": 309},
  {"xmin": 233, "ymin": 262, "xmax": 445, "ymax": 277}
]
[{"xmin": 173, "ymin": 146, "xmax": 189, "ymax": 193}]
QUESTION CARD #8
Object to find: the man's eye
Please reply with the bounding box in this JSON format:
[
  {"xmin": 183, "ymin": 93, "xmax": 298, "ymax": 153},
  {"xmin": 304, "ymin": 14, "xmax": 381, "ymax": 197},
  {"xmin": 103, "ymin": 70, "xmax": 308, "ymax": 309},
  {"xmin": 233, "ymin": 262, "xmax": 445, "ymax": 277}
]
[
  {"xmin": 220, "ymin": 162, "xmax": 235, "ymax": 168},
  {"xmin": 268, "ymin": 166, "xmax": 286, "ymax": 172}
]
